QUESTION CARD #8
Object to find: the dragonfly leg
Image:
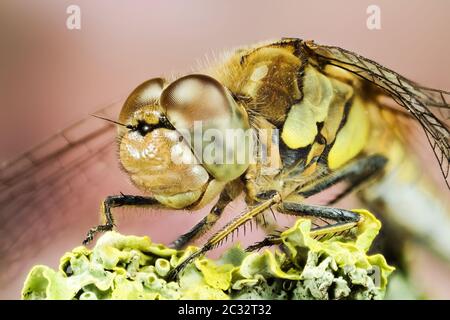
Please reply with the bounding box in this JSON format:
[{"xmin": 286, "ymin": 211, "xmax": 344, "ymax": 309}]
[
  {"xmin": 83, "ymin": 194, "xmax": 158, "ymax": 245},
  {"xmin": 298, "ymin": 154, "xmax": 387, "ymax": 202},
  {"xmin": 246, "ymin": 202, "xmax": 362, "ymax": 251},
  {"xmin": 245, "ymin": 234, "xmax": 282, "ymax": 252},
  {"xmin": 167, "ymin": 193, "xmax": 282, "ymax": 280},
  {"xmin": 170, "ymin": 191, "xmax": 233, "ymax": 249},
  {"xmin": 280, "ymin": 202, "xmax": 361, "ymax": 222},
  {"xmin": 246, "ymin": 156, "xmax": 385, "ymax": 251}
]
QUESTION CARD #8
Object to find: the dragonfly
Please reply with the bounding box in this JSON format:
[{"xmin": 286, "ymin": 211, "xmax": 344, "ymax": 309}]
[{"xmin": 1, "ymin": 38, "xmax": 449, "ymax": 289}]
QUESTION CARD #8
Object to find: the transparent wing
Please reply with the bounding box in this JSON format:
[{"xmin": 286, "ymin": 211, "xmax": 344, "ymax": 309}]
[
  {"xmin": 304, "ymin": 41, "xmax": 450, "ymax": 188},
  {"xmin": 0, "ymin": 102, "xmax": 126, "ymax": 297},
  {"xmin": 0, "ymin": 102, "xmax": 119, "ymax": 205}
]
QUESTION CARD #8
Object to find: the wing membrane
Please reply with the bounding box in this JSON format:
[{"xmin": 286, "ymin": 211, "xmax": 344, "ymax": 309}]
[
  {"xmin": 0, "ymin": 101, "xmax": 125, "ymax": 297},
  {"xmin": 0, "ymin": 103, "xmax": 122, "ymax": 205},
  {"xmin": 304, "ymin": 41, "xmax": 450, "ymax": 188}
]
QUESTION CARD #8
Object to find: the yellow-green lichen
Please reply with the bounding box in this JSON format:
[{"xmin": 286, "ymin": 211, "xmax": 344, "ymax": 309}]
[{"xmin": 22, "ymin": 209, "xmax": 394, "ymax": 300}]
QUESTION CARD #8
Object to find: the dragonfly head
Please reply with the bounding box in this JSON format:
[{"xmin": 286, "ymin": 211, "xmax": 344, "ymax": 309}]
[{"xmin": 118, "ymin": 75, "xmax": 252, "ymax": 209}]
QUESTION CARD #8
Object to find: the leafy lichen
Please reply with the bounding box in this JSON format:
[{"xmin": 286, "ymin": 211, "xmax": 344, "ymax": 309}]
[{"xmin": 22, "ymin": 209, "xmax": 394, "ymax": 300}]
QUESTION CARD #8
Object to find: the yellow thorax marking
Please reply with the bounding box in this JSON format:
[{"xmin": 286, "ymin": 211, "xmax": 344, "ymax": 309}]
[
  {"xmin": 281, "ymin": 66, "xmax": 333, "ymax": 149},
  {"xmin": 328, "ymin": 96, "xmax": 371, "ymax": 169}
]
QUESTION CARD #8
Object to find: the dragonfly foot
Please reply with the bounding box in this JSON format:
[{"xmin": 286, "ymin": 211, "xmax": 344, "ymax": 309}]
[{"xmin": 82, "ymin": 223, "xmax": 114, "ymax": 245}]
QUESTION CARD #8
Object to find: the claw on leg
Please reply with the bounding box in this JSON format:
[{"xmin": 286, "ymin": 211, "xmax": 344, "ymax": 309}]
[
  {"xmin": 83, "ymin": 223, "xmax": 114, "ymax": 245},
  {"xmin": 82, "ymin": 194, "xmax": 158, "ymax": 245},
  {"xmin": 167, "ymin": 247, "xmax": 207, "ymax": 281}
]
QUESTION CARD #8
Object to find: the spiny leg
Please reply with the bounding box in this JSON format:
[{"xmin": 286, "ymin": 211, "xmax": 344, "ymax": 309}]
[
  {"xmin": 247, "ymin": 155, "xmax": 386, "ymax": 251},
  {"xmin": 83, "ymin": 194, "xmax": 158, "ymax": 245},
  {"xmin": 167, "ymin": 193, "xmax": 282, "ymax": 280},
  {"xmin": 246, "ymin": 234, "xmax": 282, "ymax": 252},
  {"xmin": 281, "ymin": 202, "xmax": 361, "ymax": 222},
  {"xmin": 170, "ymin": 191, "xmax": 233, "ymax": 249},
  {"xmin": 298, "ymin": 154, "xmax": 387, "ymax": 201},
  {"xmin": 246, "ymin": 202, "xmax": 361, "ymax": 251}
]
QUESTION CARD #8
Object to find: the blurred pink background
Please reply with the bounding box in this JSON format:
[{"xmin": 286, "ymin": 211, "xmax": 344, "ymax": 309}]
[{"xmin": 0, "ymin": 0, "xmax": 449, "ymax": 299}]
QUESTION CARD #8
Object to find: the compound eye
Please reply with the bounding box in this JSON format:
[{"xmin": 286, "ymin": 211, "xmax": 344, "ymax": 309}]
[
  {"xmin": 119, "ymin": 78, "xmax": 165, "ymax": 124},
  {"xmin": 160, "ymin": 74, "xmax": 252, "ymax": 182},
  {"xmin": 160, "ymin": 74, "xmax": 241, "ymax": 131}
]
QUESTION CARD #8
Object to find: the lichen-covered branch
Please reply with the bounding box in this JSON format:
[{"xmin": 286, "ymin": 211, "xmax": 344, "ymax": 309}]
[{"xmin": 22, "ymin": 210, "xmax": 394, "ymax": 300}]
